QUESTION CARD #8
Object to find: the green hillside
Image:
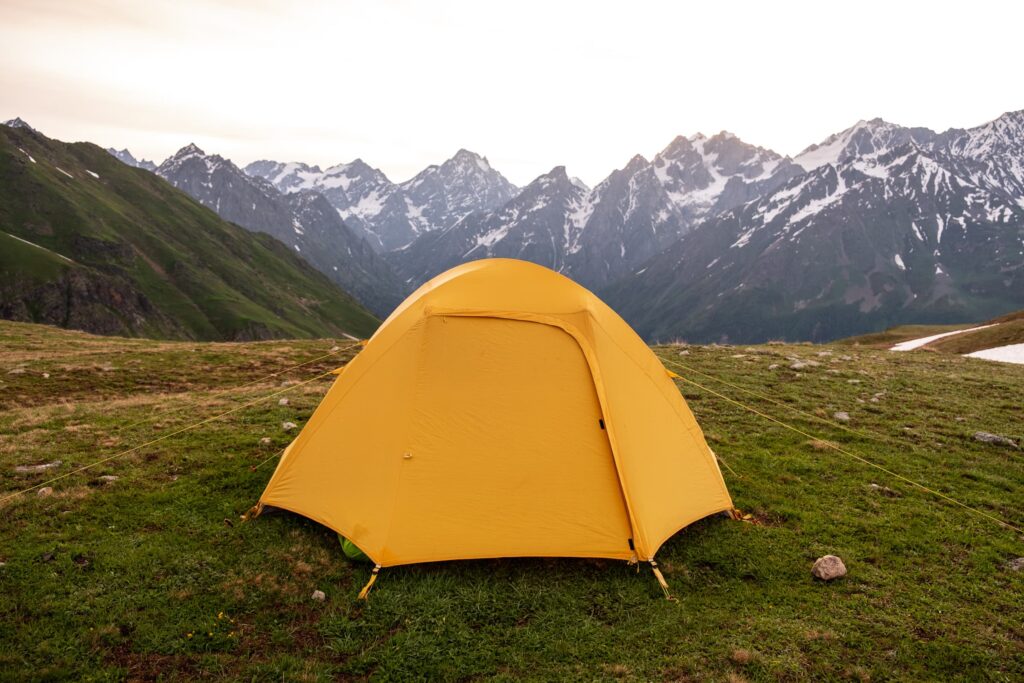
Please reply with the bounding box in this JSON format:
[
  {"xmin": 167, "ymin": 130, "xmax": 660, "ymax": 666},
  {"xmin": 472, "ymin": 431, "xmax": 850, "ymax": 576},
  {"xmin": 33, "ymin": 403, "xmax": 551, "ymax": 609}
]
[
  {"xmin": 839, "ymin": 309, "xmax": 1024, "ymax": 354},
  {"xmin": 0, "ymin": 126, "xmax": 379, "ymax": 341},
  {"xmin": 1, "ymin": 320, "xmax": 1020, "ymax": 680}
]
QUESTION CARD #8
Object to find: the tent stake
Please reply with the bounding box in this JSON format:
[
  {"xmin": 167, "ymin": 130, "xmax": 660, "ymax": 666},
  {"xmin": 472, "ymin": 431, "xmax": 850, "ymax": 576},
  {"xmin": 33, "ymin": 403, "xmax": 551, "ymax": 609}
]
[
  {"xmin": 358, "ymin": 564, "xmax": 382, "ymax": 600},
  {"xmin": 649, "ymin": 560, "xmax": 675, "ymax": 601}
]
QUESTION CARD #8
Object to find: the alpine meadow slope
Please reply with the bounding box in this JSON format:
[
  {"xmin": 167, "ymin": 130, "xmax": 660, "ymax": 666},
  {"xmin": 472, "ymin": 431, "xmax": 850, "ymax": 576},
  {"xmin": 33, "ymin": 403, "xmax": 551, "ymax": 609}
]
[
  {"xmin": 0, "ymin": 124, "xmax": 379, "ymax": 341},
  {"xmin": 0, "ymin": 319, "xmax": 1020, "ymax": 679}
]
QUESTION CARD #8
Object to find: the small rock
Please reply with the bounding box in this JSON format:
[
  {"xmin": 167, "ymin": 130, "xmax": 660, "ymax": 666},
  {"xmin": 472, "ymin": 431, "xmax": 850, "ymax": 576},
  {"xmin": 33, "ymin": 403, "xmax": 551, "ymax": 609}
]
[
  {"xmin": 37, "ymin": 487, "xmax": 53, "ymax": 497},
  {"xmin": 259, "ymin": 437, "xmax": 272, "ymax": 445},
  {"xmin": 833, "ymin": 411, "xmax": 850, "ymax": 422},
  {"xmin": 812, "ymin": 555, "xmax": 847, "ymax": 581},
  {"xmin": 7, "ymin": 368, "xmax": 25, "ymax": 375},
  {"xmin": 98, "ymin": 475, "xmax": 118, "ymax": 483},
  {"xmin": 869, "ymin": 397, "xmax": 879, "ymax": 403},
  {"xmin": 847, "ymin": 379, "xmax": 861, "ymax": 384},
  {"xmin": 278, "ymin": 398, "xmax": 289, "ymax": 406},
  {"xmin": 282, "ymin": 422, "xmax": 298, "ymax": 432},
  {"xmin": 973, "ymin": 431, "xmax": 1017, "ymax": 448},
  {"xmin": 827, "ymin": 369, "xmax": 841, "ymax": 374},
  {"xmin": 15, "ymin": 460, "xmax": 62, "ymax": 474},
  {"xmin": 817, "ymin": 351, "xmax": 833, "ymax": 357},
  {"xmin": 954, "ymin": 416, "xmax": 966, "ymax": 422},
  {"xmin": 868, "ymin": 483, "xmax": 899, "ymax": 497},
  {"xmin": 790, "ymin": 362, "xmax": 807, "ymax": 370},
  {"xmin": 330, "ymin": 346, "xmax": 341, "ymax": 352},
  {"xmin": 678, "ymin": 350, "xmax": 690, "ymax": 356},
  {"xmin": 731, "ymin": 354, "xmax": 746, "ymax": 359},
  {"xmin": 311, "ymin": 589, "xmax": 326, "ymax": 602},
  {"xmin": 42, "ymin": 372, "xmax": 50, "ymax": 379},
  {"xmin": 768, "ymin": 363, "xmax": 780, "ymax": 370},
  {"xmin": 1006, "ymin": 557, "xmax": 1024, "ymax": 572}
]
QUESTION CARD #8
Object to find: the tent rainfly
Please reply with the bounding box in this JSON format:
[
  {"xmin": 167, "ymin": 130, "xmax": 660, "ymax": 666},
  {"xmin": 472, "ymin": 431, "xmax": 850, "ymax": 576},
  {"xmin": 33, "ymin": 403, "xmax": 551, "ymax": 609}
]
[{"xmin": 252, "ymin": 258, "xmax": 735, "ymax": 597}]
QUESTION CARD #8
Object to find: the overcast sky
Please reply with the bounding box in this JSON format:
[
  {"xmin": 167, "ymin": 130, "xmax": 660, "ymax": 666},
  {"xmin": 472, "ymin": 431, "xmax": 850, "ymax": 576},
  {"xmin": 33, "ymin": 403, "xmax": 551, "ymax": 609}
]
[{"xmin": 2, "ymin": 0, "xmax": 1021, "ymax": 186}]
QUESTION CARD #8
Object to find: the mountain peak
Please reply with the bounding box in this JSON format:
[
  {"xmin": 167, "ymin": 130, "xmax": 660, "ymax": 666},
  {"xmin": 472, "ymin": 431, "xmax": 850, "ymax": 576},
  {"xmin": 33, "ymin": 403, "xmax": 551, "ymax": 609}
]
[
  {"xmin": 445, "ymin": 148, "xmax": 493, "ymax": 173},
  {"xmin": 624, "ymin": 154, "xmax": 650, "ymax": 173},
  {"xmin": 3, "ymin": 117, "xmax": 38, "ymax": 133},
  {"xmin": 173, "ymin": 143, "xmax": 206, "ymax": 158}
]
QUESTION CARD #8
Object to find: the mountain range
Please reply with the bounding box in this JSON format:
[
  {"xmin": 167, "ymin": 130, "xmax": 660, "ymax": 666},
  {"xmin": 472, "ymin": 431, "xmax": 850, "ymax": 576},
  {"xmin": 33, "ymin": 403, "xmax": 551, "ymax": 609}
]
[
  {"xmin": 605, "ymin": 113, "xmax": 1024, "ymax": 341},
  {"xmin": 0, "ymin": 123, "xmax": 378, "ymax": 341},
  {"xmin": 154, "ymin": 144, "xmax": 405, "ymax": 316},
  {"xmin": 12, "ymin": 109, "xmax": 1019, "ymax": 343}
]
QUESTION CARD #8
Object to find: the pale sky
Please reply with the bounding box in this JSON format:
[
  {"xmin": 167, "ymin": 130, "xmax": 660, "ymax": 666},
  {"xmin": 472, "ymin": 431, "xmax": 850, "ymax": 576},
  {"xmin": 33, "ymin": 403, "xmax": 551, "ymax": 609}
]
[{"xmin": 2, "ymin": 0, "xmax": 1021, "ymax": 186}]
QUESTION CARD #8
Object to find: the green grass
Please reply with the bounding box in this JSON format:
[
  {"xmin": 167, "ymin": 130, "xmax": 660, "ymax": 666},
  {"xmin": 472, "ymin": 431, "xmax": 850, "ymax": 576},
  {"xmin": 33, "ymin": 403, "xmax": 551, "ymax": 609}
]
[{"xmin": 1, "ymin": 320, "xmax": 1022, "ymax": 681}]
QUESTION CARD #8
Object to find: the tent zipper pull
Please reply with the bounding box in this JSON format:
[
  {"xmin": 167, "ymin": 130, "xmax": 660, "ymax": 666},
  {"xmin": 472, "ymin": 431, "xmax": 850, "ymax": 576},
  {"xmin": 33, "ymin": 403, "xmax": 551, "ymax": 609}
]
[
  {"xmin": 649, "ymin": 560, "xmax": 675, "ymax": 601},
  {"xmin": 357, "ymin": 564, "xmax": 382, "ymax": 600}
]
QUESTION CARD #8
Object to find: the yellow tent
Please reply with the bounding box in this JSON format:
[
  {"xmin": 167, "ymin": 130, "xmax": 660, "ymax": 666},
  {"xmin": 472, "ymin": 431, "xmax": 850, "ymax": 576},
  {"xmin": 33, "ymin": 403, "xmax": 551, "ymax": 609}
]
[{"xmin": 256, "ymin": 258, "xmax": 733, "ymax": 588}]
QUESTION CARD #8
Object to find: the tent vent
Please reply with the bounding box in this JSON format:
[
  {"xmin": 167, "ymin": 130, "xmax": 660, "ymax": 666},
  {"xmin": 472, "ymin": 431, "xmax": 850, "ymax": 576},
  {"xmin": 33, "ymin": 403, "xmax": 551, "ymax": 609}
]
[
  {"xmin": 598, "ymin": 418, "xmax": 606, "ymax": 430},
  {"xmin": 627, "ymin": 538, "xmax": 635, "ymax": 550}
]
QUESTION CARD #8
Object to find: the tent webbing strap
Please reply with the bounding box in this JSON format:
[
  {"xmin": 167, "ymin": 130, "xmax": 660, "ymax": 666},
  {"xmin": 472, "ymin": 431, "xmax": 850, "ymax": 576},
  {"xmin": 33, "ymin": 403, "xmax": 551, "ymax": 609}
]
[
  {"xmin": 660, "ymin": 356, "xmax": 1021, "ymax": 536},
  {"xmin": 0, "ymin": 369, "xmax": 337, "ymax": 505}
]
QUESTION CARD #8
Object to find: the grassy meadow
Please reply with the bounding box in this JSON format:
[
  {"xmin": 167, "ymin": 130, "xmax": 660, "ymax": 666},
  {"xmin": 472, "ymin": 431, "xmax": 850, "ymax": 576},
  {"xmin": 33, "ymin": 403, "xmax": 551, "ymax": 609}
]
[{"xmin": 1, "ymin": 320, "xmax": 1021, "ymax": 681}]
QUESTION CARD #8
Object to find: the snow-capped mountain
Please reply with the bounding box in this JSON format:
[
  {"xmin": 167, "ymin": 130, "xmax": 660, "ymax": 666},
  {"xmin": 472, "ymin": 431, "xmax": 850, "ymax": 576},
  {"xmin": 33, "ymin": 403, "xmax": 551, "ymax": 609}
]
[
  {"xmin": 245, "ymin": 149, "xmax": 517, "ymax": 252},
  {"xmin": 244, "ymin": 157, "xmax": 414, "ymax": 250},
  {"xmin": 605, "ymin": 118, "xmax": 1024, "ymax": 343},
  {"xmin": 391, "ymin": 131, "xmax": 800, "ymax": 288},
  {"xmin": 794, "ymin": 118, "xmax": 938, "ymax": 171},
  {"xmin": 157, "ymin": 144, "xmax": 405, "ymax": 316},
  {"xmin": 106, "ymin": 147, "xmax": 157, "ymax": 172},
  {"xmin": 389, "ymin": 166, "xmax": 588, "ymax": 285},
  {"xmin": 398, "ymin": 149, "xmax": 518, "ymax": 233},
  {"xmin": 936, "ymin": 109, "xmax": 1024, "ymax": 203}
]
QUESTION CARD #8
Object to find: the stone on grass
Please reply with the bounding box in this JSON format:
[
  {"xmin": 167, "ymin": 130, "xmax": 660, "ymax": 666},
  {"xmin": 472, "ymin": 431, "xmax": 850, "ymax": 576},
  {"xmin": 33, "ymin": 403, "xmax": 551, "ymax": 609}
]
[
  {"xmin": 1006, "ymin": 557, "xmax": 1024, "ymax": 572},
  {"xmin": 7, "ymin": 368, "xmax": 25, "ymax": 375},
  {"xmin": 812, "ymin": 555, "xmax": 847, "ymax": 581},
  {"xmin": 330, "ymin": 346, "xmax": 341, "ymax": 352},
  {"xmin": 311, "ymin": 589, "xmax": 326, "ymax": 602},
  {"xmin": 282, "ymin": 422, "xmax": 298, "ymax": 432},
  {"xmin": 42, "ymin": 372, "xmax": 50, "ymax": 379},
  {"xmin": 868, "ymin": 483, "xmax": 899, "ymax": 497},
  {"xmin": 768, "ymin": 363, "xmax": 780, "ymax": 370},
  {"xmin": 973, "ymin": 431, "xmax": 1018, "ymax": 449},
  {"xmin": 15, "ymin": 460, "xmax": 62, "ymax": 474},
  {"xmin": 278, "ymin": 398, "xmax": 289, "ymax": 406},
  {"xmin": 790, "ymin": 362, "xmax": 808, "ymax": 370},
  {"xmin": 98, "ymin": 475, "xmax": 118, "ymax": 483},
  {"xmin": 678, "ymin": 350, "xmax": 690, "ymax": 356},
  {"xmin": 833, "ymin": 411, "xmax": 850, "ymax": 422},
  {"xmin": 259, "ymin": 437, "xmax": 272, "ymax": 445},
  {"xmin": 37, "ymin": 487, "xmax": 53, "ymax": 498}
]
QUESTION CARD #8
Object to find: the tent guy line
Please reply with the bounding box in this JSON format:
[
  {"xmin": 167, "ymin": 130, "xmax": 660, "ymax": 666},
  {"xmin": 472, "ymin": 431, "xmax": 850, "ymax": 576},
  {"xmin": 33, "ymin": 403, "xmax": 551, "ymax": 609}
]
[
  {"xmin": 660, "ymin": 358, "xmax": 1022, "ymax": 536},
  {"xmin": 664, "ymin": 356, "xmax": 961, "ymax": 457}
]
